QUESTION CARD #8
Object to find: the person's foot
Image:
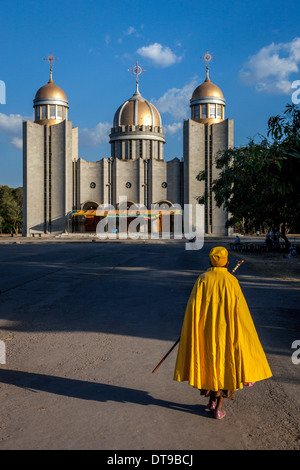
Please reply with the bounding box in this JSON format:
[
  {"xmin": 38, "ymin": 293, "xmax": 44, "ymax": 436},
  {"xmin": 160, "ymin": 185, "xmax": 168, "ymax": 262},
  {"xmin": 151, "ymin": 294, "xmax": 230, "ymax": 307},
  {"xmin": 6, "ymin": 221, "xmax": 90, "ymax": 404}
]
[
  {"xmin": 214, "ymin": 410, "xmax": 226, "ymax": 419},
  {"xmin": 209, "ymin": 401, "xmax": 217, "ymax": 410}
]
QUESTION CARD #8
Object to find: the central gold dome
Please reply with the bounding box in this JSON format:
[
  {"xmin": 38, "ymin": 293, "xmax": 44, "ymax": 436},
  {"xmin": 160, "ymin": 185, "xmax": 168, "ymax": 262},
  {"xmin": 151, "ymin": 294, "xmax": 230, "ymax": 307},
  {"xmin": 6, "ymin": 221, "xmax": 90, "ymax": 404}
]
[{"xmin": 113, "ymin": 90, "xmax": 162, "ymax": 128}]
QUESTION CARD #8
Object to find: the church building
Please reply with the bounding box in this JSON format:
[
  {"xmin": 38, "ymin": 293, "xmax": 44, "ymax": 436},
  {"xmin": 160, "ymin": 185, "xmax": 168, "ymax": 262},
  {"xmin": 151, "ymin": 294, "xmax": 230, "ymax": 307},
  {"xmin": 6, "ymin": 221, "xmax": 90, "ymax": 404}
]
[{"xmin": 22, "ymin": 52, "xmax": 233, "ymax": 237}]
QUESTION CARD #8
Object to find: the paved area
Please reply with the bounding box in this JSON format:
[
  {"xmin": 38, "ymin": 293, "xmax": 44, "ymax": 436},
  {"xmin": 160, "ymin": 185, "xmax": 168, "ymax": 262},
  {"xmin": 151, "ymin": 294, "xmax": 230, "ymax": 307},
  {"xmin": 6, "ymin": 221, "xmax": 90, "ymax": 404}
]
[{"xmin": 0, "ymin": 239, "xmax": 299, "ymax": 450}]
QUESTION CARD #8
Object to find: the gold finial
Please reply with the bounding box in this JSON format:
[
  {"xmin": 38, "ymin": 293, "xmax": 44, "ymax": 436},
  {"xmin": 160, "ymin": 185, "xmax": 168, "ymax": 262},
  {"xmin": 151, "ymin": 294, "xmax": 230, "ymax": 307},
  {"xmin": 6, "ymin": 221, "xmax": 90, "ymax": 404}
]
[
  {"xmin": 200, "ymin": 50, "xmax": 215, "ymax": 81},
  {"xmin": 128, "ymin": 60, "xmax": 146, "ymax": 93},
  {"xmin": 43, "ymin": 52, "xmax": 58, "ymax": 83}
]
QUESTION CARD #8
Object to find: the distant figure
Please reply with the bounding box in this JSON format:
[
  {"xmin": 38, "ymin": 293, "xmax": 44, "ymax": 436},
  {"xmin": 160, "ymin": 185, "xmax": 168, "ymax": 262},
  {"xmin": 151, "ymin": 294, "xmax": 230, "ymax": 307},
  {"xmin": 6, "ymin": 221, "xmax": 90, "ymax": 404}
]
[
  {"xmin": 265, "ymin": 235, "xmax": 272, "ymax": 248},
  {"xmin": 285, "ymin": 246, "xmax": 297, "ymax": 259},
  {"xmin": 173, "ymin": 247, "xmax": 272, "ymax": 420},
  {"xmin": 234, "ymin": 235, "xmax": 241, "ymax": 244},
  {"xmin": 273, "ymin": 235, "xmax": 280, "ymax": 249}
]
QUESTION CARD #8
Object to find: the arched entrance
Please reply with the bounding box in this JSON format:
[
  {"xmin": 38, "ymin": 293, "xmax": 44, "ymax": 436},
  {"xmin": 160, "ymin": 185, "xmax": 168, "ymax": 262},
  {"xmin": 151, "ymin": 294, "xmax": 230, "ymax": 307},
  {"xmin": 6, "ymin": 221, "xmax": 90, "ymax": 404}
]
[
  {"xmin": 71, "ymin": 200, "xmax": 102, "ymax": 233},
  {"xmin": 153, "ymin": 200, "xmax": 176, "ymax": 234},
  {"xmin": 116, "ymin": 200, "xmax": 139, "ymax": 233},
  {"xmin": 81, "ymin": 201, "xmax": 101, "ymax": 232}
]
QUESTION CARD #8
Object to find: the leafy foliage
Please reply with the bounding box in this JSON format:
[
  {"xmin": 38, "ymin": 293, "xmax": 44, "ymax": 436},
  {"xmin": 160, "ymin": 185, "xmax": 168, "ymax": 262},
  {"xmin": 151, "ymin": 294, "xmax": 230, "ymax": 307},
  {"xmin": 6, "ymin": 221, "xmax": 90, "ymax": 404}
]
[{"xmin": 0, "ymin": 185, "xmax": 23, "ymax": 234}]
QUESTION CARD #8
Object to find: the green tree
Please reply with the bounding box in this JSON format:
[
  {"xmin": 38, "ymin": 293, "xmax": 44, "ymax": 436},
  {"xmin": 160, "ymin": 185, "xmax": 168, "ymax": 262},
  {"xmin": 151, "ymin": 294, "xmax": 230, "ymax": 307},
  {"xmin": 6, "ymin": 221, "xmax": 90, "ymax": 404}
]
[{"xmin": 0, "ymin": 185, "xmax": 23, "ymax": 234}]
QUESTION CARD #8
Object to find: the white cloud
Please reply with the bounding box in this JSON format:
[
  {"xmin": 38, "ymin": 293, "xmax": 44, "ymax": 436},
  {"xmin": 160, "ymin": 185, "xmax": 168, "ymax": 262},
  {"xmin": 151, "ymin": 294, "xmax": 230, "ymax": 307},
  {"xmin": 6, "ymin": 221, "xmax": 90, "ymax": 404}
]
[
  {"xmin": 0, "ymin": 113, "xmax": 31, "ymax": 149},
  {"xmin": 164, "ymin": 122, "xmax": 183, "ymax": 134},
  {"xmin": 79, "ymin": 122, "xmax": 111, "ymax": 147},
  {"xmin": 11, "ymin": 136, "xmax": 23, "ymax": 149},
  {"xmin": 118, "ymin": 25, "xmax": 140, "ymax": 43},
  {"xmin": 152, "ymin": 77, "xmax": 198, "ymax": 119},
  {"xmin": 239, "ymin": 37, "xmax": 300, "ymax": 94},
  {"xmin": 125, "ymin": 26, "xmax": 136, "ymax": 36},
  {"xmin": 0, "ymin": 113, "xmax": 26, "ymax": 134},
  {"xmin": 137, "ymin": 43, "xmax": 183, "ymax": 67}
]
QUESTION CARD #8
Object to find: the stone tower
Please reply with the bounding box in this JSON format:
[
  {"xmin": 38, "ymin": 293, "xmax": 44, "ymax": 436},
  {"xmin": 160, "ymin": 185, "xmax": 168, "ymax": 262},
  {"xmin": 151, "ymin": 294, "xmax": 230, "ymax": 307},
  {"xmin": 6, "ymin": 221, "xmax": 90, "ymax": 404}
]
[
  {"xmin": 23, "ymin": 54, "xmax": 78, "ymax": 236},
  {"xmin": 183, "ymin": 52, "xmax": 234, "ymax": 235}
]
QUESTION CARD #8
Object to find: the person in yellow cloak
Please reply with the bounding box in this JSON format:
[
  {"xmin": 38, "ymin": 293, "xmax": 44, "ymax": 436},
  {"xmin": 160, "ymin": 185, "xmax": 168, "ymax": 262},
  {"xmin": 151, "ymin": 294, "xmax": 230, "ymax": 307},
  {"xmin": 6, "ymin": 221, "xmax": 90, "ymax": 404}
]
[{"xmin": 173, "ymin": 247, "xmax": 272, "ymax": 419}]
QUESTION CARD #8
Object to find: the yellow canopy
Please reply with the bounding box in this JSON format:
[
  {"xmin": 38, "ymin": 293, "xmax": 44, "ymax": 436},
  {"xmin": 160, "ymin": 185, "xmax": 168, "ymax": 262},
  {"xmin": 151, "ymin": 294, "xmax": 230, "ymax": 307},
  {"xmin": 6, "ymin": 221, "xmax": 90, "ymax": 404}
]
[
  {"xmin": 71, "ymin": 209, "xmax": 182, "ymax": 217},
  {"xmin": 173, "ymin": 267, "xmax": 272, "ymax": 391},
  {"xmin": 72, "ymin": 210, "xmax": 85, "ymax": 216}
]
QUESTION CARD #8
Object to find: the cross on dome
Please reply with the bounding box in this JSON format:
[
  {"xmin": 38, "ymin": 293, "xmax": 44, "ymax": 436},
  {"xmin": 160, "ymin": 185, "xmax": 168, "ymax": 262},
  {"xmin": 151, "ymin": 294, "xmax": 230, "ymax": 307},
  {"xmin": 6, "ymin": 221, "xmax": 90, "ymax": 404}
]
[
  {"xmin": 43, "ymin": 52, "xmax": 58, "ymax": 83},
  {"xmin": 200, "ymin": 50, "xmax": 215, "ymax": 81},
  {"xmin": 128, "ymin": 60, "xmax": 146, "ymax": 93}
]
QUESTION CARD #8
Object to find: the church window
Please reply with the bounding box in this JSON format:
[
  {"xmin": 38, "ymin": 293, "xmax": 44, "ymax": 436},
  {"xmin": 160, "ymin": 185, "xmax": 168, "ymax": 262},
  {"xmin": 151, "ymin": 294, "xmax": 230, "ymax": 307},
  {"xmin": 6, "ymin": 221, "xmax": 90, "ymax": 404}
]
[
  {"xmin": 161, "ymin": 182, "xmax": 167, "ymax": 188},
  {"xmin": 139, "ymin": 140, "xmax": 143, "ymax": 158},
  {"xmin": 50, "ymin": 105, "xmax": 56, "ymax": 119},
  {"xmin": 216, "ymin": 104, "xmax": 222, "ymax": 119},
  {"xmin": 90, "ymin": 182, "xmax": 96, "ymax": 189},
  {"xmin": 129, "ymin": 141, "xmax": 132, "ymax": 159},
  {"xmin": 209, "ymin": 104, "xmax": 216, "ymax": 118},
  {"xmin": 194, "ymin": 105, "xmax": 200, "ymax": 119},
  {"xmin": 201, "ymin": 104, "xmax": 207, "ymax": 118},
  {"xmin": 57, "ymin": 106, "xmax": 63, "ymax": 120},
  {"xmin": 42, "ymin": 105, "xmax": 47, "ymax": 119},
  {"xmin": 126, "ymin": 182, "xmax": 132, "ymax": 188},
  {"xmin": 36, "ymin": 107, "xmax": 40, "ymax": 120}
]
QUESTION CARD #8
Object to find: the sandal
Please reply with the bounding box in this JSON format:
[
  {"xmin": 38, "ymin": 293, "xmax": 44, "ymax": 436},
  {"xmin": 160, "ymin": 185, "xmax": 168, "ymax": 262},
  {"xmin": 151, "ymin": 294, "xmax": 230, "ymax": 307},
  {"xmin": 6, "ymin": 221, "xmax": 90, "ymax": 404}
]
[{"xmin": 214, "ymin": 410, "xmax": 226, "ymax": 420}]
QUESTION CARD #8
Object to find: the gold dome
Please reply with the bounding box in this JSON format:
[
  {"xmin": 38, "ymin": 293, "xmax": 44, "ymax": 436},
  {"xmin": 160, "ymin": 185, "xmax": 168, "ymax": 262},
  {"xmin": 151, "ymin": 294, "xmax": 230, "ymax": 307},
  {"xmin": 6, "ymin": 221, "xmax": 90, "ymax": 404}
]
[
  {"xmin": 190, "ymin": 74, "xmax": 225, "ymax": 124},
  {"xmin": 33, "ymin": 76, "xmax": 69, "ymax": 125},
  {"xmin": 113, "ymin": 91, "xmax": 162, "ymax": 128},
  {"xmin": 34, "ymin": 78, "xmax": 68, "ymax": 102},
  {"xmin": 191, "ymin": 77, "xmax": 224, "ymax": 100}
]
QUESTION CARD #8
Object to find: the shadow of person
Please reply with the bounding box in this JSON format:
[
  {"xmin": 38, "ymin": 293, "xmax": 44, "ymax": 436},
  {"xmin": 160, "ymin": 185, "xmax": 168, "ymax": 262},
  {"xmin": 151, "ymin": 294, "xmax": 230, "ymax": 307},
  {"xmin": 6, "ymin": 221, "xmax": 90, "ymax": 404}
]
[{"xmin": 0, "ymin": 368, "xmax": 210, "ymax": 418}]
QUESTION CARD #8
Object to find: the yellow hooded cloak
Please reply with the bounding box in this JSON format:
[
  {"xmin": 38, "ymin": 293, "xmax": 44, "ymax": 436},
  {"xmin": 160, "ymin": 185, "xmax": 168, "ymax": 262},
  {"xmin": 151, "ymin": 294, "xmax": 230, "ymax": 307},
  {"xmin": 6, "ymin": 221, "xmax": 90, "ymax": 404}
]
[{"xmin": 174, "ymin": 248, "xmax": 272, "ymax": 391}]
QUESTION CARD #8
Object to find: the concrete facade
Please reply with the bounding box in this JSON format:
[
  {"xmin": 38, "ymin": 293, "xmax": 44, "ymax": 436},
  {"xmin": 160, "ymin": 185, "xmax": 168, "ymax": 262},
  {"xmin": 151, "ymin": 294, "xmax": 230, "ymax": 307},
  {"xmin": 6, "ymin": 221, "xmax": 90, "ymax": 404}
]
[
  {"xmin": 22, "ymin": 71, "xmax": 234, "ymax": 236},
  {"xmin": 23, "ymin": 120, "xmax": 78, "ymax": 236}
]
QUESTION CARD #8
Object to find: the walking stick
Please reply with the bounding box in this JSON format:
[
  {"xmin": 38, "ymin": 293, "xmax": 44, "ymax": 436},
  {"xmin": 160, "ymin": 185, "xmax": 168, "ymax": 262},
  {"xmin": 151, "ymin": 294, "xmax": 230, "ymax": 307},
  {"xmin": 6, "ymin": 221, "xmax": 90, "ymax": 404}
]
[
  {"xmin": 151, "ymin": 259, "xmax": 244, "ymax": 374},
  {"xmin": 151, "ymin": 337, "xmax": 180, "ymax": 374}
]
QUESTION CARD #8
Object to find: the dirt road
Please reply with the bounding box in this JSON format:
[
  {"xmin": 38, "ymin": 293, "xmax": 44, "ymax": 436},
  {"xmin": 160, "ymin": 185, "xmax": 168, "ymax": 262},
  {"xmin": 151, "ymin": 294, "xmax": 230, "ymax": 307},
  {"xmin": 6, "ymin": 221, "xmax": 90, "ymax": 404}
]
[{"xmin": 0, "ymin": 240, "xmax": 299, "ymax": 450}]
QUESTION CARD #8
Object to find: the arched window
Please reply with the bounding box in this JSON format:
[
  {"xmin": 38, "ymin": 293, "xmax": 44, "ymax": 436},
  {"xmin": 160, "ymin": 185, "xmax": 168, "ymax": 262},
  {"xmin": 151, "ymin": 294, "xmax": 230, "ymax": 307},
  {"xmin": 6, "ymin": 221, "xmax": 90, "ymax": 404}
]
[
  {"xmin": 49, "ymin": 105, "xmax": 56, "ymax": 119},
  {"xmin": 57, "ymin": 106, "xmax": 63, "ymax": 120},
  {"xmin": 209, "ymin": 104, "xmax": 216, "ymax": 118},
  {"xmin": 201, "ymin": 104, "xmax": 207, "ymax": 118},
  {"xmin": 41, "ymin": 105, "xmax": 47, "ymax": 119}
]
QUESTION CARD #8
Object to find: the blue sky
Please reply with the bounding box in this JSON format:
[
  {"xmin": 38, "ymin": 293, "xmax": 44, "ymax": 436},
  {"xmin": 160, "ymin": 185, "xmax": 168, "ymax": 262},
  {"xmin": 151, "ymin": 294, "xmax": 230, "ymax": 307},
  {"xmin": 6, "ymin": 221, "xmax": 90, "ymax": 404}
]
[{"xmin": 1, "ymin": 0, "xmax": 300, "ymax": 187}]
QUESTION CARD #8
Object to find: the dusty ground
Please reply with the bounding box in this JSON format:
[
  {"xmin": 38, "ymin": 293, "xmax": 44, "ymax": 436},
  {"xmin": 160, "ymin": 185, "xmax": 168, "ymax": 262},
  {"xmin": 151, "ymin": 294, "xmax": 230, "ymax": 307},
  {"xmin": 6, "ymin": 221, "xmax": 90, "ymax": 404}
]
[
  {"xmin": 0, "ymin": 239, "xmax": 299, "ymax": 451},
  {"xmin": 229, "ymin": 250, "xmax": 300, "ymax": 282}
]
